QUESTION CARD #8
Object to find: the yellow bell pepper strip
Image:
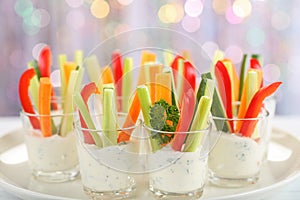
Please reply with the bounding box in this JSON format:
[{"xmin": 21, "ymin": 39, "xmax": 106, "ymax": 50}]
[
  {"xmin": 222, "ymin": 59, "xmax": 240, "ymax": 102},
  {"xmin": 240, "ymin": 82, "xmax": 282, "ymax": 137},
  {"xmin": 79, "ymin": 82, "xmax": 100, "ymax": 144},
  {"xmin": 170, "ymin": 55, "xmax": 184, "ymax": 85},
  {"xmin": 215, "ymin": 61, "xmax": 234, "ymax": 131},
  {"xmin": 38, "ymin": 77, "xmax": 52, "ymax": 137},
  {"xmin": 171, "ymin": 89, "xmax": 195, "ymax": 151},
  {"xmin": 19, "ymin": 68, "xmax": 40, "ymax": 129}
]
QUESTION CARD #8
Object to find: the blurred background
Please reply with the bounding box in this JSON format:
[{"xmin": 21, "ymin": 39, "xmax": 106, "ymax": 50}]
[{"xmin": 0, "ymin": 0, "xmax": 299, "ymax": 116}]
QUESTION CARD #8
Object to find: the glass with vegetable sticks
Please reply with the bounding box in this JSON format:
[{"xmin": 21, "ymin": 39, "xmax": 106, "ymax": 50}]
[
  {"xmin": 208, "ymin": 105, "xmax": 269, "ymax": 187},
  {"xmin": 20, "ymin": 104, "xmax": 79, "ymax": 183}
]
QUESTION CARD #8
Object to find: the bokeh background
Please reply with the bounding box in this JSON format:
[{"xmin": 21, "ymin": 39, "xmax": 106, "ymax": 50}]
[{"xmin": 0, "ymin": 0, "xmax": 299, "ymax": 116}]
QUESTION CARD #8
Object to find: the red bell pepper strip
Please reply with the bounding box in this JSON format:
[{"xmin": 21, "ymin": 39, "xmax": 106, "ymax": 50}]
[
  {"xmin": 38, "ymin": 46, "xmax": 52, "ymax": 77},
  {"xmin": 19, "ymin": 68, "xmax": 40, "ymax": 129},
  {"xmin": 215, "ymin": 61, "xmax": 234, "ymax": 131},
  {"xmin": 111, "ymin": 51, "xmax": 123, "ymax": 111},
  {"xmin": 118, "ymin": 92, "xmax": 141, "ymax": 143},
  {"xmin": 171, "ymin": 89, "xmax": 195, "ymax": 151},
  {"xmin": 240, "ymin": 82, "xmax": 282, "ymax": 137},
  {"xmin": 250, "ymin": 58, "xmax": 262, "ymax": 70},
  {"xmin": 184, "ymin": 60, "xmax": 196, "ymax": 92},
  {"xmin": 80, "ymin": 82, "xmax": 100, "ymax": 144}
]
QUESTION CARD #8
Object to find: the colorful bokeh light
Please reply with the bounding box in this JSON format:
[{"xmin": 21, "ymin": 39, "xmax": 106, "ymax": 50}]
[
  {"xmin": 184, "ymin": 0, "xmax": 203, "ymax": 17},
  {"xmin": 90, "ymin": 0, "xmax": 110, "ymax": 19}
]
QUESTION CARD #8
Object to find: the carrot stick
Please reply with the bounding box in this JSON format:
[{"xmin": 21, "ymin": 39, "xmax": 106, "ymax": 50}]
[
  {"xmin": 138, "ymin": 51, "xmax": 156, "ymax": 85},
  {"xmin": 155, "ymin": 72, "xmax": 172, "ymax": 104},
  {"xmin": 145, "ymin": 63, "xmax": 163, "ymax": 103},
  {"xmin": 38, "ymin": 77, "xmax": 52, "ymax": 137},
  {"xmin": 101, "ymin": 66, "xmax": 114, "ymax": 84},
  {"xmin": 118, "ymin": 92, "xmax": 141, "ymax": 143}
]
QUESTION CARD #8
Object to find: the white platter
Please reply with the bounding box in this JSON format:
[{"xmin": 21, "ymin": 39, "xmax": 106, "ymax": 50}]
[{"xmin": 1, "ymin": 128, "xmax": 300, "ymax": 200}]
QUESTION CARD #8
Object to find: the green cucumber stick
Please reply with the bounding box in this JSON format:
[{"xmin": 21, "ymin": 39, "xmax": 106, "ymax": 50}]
[
  {"xmin": 239, "ymin": 54, "xmax": 247, "ymax": 101},
  {"xmin": 122, "ymin": 57, "xmax": 133, "ymax": 112},
  {"xmin": 176, "ymin": 58, "xmax": 184, "ymax": 101},
  {"xmin": 102, "ymin": 86, "xmax": 118, "ymax": 147},
  {"xmin": 85, "ymin": 55, "xmax": 101, "ymax": 84},
  {"xmin": 183, "ymin": 96, "xmax": 212, "ymax": 152},
  {"xmin": 74, "ymin": 93, "xmax": 103, "ymax": 147},
  {"xmin": 137, "ymin": 85, "xmax": 160, "ymax": 152},
  {"xmin": 27, "ymin": 62, "xmax": 39, "ymax": 110},
  {"xmin": 246, "ymin": 71, "xmax": 259, "ymax": 108},
  {"xmin": 201, "ymin": 72, "xmax": 230, "ymax": 132},
  {"xmin": 74, "ymin": 50, "xmax": 84, "ymax": 67},
  {"xmin": 60, "ymin": 70, "xmax": 79, "ymax": 137},
  {"xmin": 58, "ymin": 54, "xmax": 67, "ymax": 97}
]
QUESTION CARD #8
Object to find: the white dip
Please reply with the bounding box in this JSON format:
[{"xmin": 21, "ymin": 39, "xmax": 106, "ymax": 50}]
[
  {"xmin": 149, "ymin": 146, "xmax": 207, "ymax": 193},
  {"xmin": 209, "ymin": 132, "xmax": 265, "ymax": 178},
  {"xmin": 24, "ymin": 130, "xmax": 78, "ymax": 172},
  {"xmin": 77, "ymin": 143, "xmax": 134, "ymax": 192}
]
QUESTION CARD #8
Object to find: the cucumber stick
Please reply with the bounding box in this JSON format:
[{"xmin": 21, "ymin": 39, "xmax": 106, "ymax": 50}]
[
  {"xmin": 137, "ymin": 85, "xmax": 160, "ymax": 152},
  {"xmin": 201, "ymin": 72, "xmax": 230, "ymax": 132},
  {"xmin": 74, "ymin": 93, "xmax": 103, "ymax": 147},
  {"xmin": 183, "ymin": 96, "xmax": 212, "ymax": 152},
  {"xmin": 102, "ymin": 86, "xmax": 118, "ymax": 147}
]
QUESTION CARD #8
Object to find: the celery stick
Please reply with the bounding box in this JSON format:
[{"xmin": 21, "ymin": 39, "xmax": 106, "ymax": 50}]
[
  {"xmin": 122, "ymin": 57, "xmax": 133, "ymax": 112},
  {"xmin": 60, "ymin": 70, "xmax": 78, "ymax": 137},
  {"xmin": 74, "ymin": 67, "xmax": 85, "ymax": 93},
  {"xmin": 137, "ymin": 85, "xmax": 160, "ymax": 152},
  {"xmin": 163, "ymin": 49, "xmax": 174, "ymax": 67},
  {"xmin": 183, "ymin": 96, "xmax": 212, "ymax": 152},
  {"xmin": 74, "ymin": 93, "xmax": 102, "ymax": 147},
  {"xmin": 239, "ymin": 54, "xmax": 247, "ymax": 101},
  {"xmin": 74, "ymin": 50, "xmax": 84, "ymax": 67},
  {"xmin": 246, "ymin": 71, "xmax": 259, "ymax": 108},
  {"xmin": 176, "ymin": 58, "xmax": 184, "ymax": 102},
  {"xmin": 58, "ymin": 54, "xmax": 67, "ymax": 97},
  {"xmin": 27, "ymin": 63, "xmax": 39, "ymax": 110},
  {"xmin": 85, "ymin": 55, "xmax": 101, "ymax": 84},
  {"xmin": 102, "ymin": 86, "xmax": 118, "ymax": 147}
]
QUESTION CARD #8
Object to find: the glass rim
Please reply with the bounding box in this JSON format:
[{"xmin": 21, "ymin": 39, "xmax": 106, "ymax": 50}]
[
  {"xmin": 211, "ymin": 107, "xmax": 269, "ymax": 121},
  {"xmin": 74, "ymin": 112, "xmax": 142, "ymax": 132},
  {"xmin": 142, "ymin": 121, "xmax": 212, "ymax": 135},
  {"xmin": 20, "ymin": 109, "xmax": 76, "ymax": 117}
]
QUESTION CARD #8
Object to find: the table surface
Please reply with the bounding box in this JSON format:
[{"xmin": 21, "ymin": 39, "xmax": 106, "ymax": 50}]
[{"xmin": 0, "ymin": 116, "xmax": 300, "ymax": 200}]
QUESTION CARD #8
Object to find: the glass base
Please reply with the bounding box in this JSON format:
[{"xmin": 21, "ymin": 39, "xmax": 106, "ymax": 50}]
[
  {"xmin": 208, "ymin": 170, "xmax": 259, "ymax": 188},
  {"xmin": 32, "ymin": 165, "xmax": 79, "ymax": 183},
  {"xmin": 149, "ymin": 186, "xmax": 203, "ymax": 200},
  {"xmin": 83, "ymin": 185, "xmax": 136, "ymax": 200}
]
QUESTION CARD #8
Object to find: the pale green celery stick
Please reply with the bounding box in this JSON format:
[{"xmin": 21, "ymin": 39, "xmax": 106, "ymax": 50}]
[
  {"xmin": 183, "ymin": 96, "xmax": 212, "ymax": 152},
  {"xmin": 122, "ymin": 57, "xmax": 133, "ymax": 112},
  {"xmin": 74, "ymin": 93, "xmax": 102, "ymax": 147},
  {"xmin": 74, "ymin": 50, "xmax": 84, "ymax": 67},
  {"xmin": 58, "ymin": 54, "xmax": 67, "ymax": 97},
  {"xmin": 60, "ymin": 71, "xmax": 78, "ymax": 137},
  {"xmin": 137, "ymin": 85, "xmax": 160, "ymax": 152},
  {"xmin": 210, "ymin": 49, "xmax": 224, "ymax": 76},
  {"xmin": 74, "ymin": 67, "xmax": 85, "ymax": 93},
  {"xmin": 163, "ymin": 50, "xmax": 174, "ymax": 67},
  {"xmin": 239, "ymin": 54, "xmax": 247, "ymax": 101},
  {"xmin": 85, "ymin": 55, "xmax": 101, "ymax": 84},
  {"xmin": 27, "ymin": 65, "xmax": 39, "ymax": 110},
  {"xmin": 246, "ymin": 71, "xmax": 259, "ymax": 108},
  {"xmin": 176, "ymin": 58, "xmax": 184, "ymax": 102},
  {"xmin": 102, "ymin": 86, "xmax": 118, "ymax": 147}
]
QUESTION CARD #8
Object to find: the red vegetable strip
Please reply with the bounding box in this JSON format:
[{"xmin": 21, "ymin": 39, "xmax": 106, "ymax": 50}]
[
  {"xmin": 240, "ymin": 82, "xmax": 282, "ymax": 137},
  {"xmin": 184, "ymin": 60, "xmax": 196, "ymax": 92},
  {"xmin": 118, "ymin": 92, "xmax": 141, "ymax": 143},
  {"xmin": 171, "ymin": 89, "xmax": 195, "ymax": 151},
  {"xmin": 112, "ymin": 51, "xmax": 123, "ymax": 111},
  {"xmin": 80, "ymin": 82, "xmax": 100, "ymax": 144},
  {"xmin": 170, "ymin": 55, "xmax": 184, "ymax": 85},
  {"xmin": 250, "ymin": 58, "xmax": 262, "ymax": 69},
  {"xmin": 215, "ymin": 61, "xmax": 234, "ymax": 131},
  {"xmin": 38, "ymin": 46, "xmax": 52, "ymax": 77},
  {"xmin": 38, "ymin": 77, "xmax": 52, "ymax": 137},
  {"xmin": 19, "ymin": 68, "xmax": 40, "ymax": 129}
]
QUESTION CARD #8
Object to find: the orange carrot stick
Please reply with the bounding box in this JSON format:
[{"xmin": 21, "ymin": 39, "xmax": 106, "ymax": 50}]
[
  {"xmin": 64, "ymin": 62, "xmax": 77, "ymax": 87},
  {"xmin": 155, "ymin": 72, "xmax": 172, "ymax": 105},
  {"xmin": 38, "ymin": 77, "xmax": 52, "ymax": 137},
  {"xmin": 118, "ymin": 92, "xmax": 141, "ymax": 143},
  {"xmin": 138, "ymin": 51, "xmax": 156, "ymax": 85},
  {"xmin": 101, "ymin": 66, "xmax": 114, "ymax": 84}
]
